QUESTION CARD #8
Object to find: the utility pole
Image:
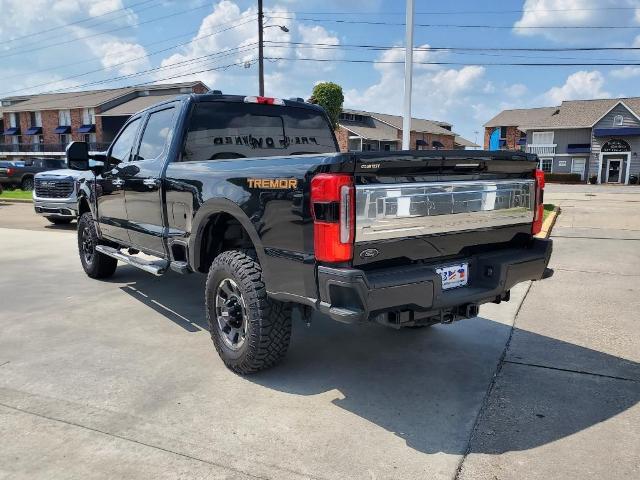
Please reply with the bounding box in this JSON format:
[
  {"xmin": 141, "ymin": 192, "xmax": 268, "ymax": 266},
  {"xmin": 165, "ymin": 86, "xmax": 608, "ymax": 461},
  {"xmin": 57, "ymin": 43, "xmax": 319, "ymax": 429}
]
[
  {"xmin": 402, "ymin": 0, "xmax": 415, "ymax": 150},
  {"xmin": 258, "ymin": 0, "xmax": 265, "ymax": 96}
]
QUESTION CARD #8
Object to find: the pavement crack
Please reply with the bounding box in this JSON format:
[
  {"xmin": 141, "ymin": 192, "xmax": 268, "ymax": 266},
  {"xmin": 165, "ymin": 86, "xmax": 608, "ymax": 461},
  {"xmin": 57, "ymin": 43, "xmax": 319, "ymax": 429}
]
[
  {"xmin": 0, "ymin": 401, "xmax": 325, "ymax": 480},
  {"xmin": 503, "ymin": 360, "xmax": 638, "ymax": 383},
  {"xmin": 454, "ymin": 281, "xmax": 534, "ymax": 480},
  {"xmin": 551, "ymin": 235, "xmax": 640, "ymax": 241},
  {"xmin": 0, "ymin": 361, "xmax": 10, "ymax": 368},
  {"xmin": 554, "ymin": 267, "xmax": 640, "ymax": 277}
]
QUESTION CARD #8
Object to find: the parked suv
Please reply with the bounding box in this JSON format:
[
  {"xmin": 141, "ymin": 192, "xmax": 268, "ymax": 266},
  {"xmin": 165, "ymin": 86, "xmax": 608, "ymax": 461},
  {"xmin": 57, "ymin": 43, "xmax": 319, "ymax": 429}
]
[{"xmin": 0, "ymin": 158, "xmax": 66, "ymax": 190}]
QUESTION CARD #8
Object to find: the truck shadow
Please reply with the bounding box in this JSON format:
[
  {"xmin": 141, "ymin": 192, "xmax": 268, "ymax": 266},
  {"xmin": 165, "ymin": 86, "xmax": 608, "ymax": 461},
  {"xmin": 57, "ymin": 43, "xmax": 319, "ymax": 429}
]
[{"xmin": 113, "ymin": 266, "xmax": 640, "ymax": 455}]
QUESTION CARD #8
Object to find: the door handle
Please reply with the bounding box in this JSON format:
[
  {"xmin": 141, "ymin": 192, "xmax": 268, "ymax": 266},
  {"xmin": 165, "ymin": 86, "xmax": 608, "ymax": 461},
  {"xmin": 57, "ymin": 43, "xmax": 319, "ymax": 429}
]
[
  {"xmin": 143, "ymin": 178, "xmax": 160, "ymax": 188},
  {"xmin": 112, "ymin": 179, "xmax": 124, "ymax": 187}
]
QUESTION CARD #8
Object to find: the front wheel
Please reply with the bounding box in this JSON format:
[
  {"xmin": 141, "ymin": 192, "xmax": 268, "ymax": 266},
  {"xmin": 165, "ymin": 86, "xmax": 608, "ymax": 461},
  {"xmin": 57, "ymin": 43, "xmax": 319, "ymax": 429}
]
[
  {"xmin": 21, "ymin": 177, "xmax": 34, "ymax": 191},
  {"xmin": 77, "ymin": 213, "xmax": 118, "ymax": 279},
  {"xmin": 205, "ymin": 250, "xmax": 292, "ymax": 374}
]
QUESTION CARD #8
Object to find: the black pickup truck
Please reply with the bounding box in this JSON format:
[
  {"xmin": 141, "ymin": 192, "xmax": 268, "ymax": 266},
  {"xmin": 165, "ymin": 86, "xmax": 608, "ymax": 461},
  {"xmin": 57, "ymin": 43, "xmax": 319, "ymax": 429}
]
[
  {"xmin": 0, "ymin": 158, "xmax": 67, "ymax": 190},
  {"xmin": 67, "ymin": 92, "xmax": 552, "ymax": 374}
]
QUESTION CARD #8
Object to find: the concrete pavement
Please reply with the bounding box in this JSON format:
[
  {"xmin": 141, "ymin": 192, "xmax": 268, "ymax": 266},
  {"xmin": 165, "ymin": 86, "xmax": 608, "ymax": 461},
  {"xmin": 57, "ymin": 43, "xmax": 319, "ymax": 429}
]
[{"xmin": 1, "ymin": 185, "xmax": 639, "ymax": 479}]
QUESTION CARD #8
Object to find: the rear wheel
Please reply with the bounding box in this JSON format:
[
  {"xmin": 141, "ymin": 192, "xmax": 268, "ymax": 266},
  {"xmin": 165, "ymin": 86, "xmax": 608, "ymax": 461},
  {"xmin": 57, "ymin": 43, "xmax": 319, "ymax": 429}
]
[
  {"xmin": 21, "ymin": 177, "xmax": 34, "ymax": 191},
  {"xmin": 77, "ymin": 212, "xmax": 118, "ymax": 279},
  {"xmin": 47, "ymin": 217, "xmax": 73, "ymax": 225},
  {"xmin": 205, "ymin": 250, "xmax": 292, "ymax": 374}
]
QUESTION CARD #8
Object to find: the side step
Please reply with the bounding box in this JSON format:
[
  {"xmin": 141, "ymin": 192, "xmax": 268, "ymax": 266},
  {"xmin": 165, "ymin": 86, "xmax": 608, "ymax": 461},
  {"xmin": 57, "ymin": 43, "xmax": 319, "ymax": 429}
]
[{"xmin": 95, "ymin": 245, "xmax": 168, "ymax": 276}]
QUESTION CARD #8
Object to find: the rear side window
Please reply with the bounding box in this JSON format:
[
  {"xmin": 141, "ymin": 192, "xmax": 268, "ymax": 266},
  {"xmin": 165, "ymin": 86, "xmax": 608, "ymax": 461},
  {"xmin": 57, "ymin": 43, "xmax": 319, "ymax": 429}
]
[
  {"xmin": 136, "ymin": 107, "xmax": 176, "ymax": 160},
  {"xmin": 44, "ymin": 159, "xmax": 65, "ymax": 168},
  {"xmin": 182, "ymin": 103, "xmax": 337, "ymax": 161}
]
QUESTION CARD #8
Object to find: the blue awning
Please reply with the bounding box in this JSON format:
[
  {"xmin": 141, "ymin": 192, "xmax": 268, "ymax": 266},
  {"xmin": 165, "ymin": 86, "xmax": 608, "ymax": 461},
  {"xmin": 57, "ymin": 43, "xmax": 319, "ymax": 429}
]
[
  {"xmin": 593, "ymin": 127, "xmax": 640, "ymax": 137},
  {"xmin": 432, "ymin": 140, "xmax": 444, "ymax": 149},
  {"xmin": 54, "ymin": 125, "xmax": 71, "ymax": 134},
  {"xmin": 499, "ymin": 139, "xmax": 507, "ymax": 147},
  {"xmin": 2, "ymin": 127, "xmax": 20, "ymax": 135},
  {"xmin": 517, "ymin": 138, "xmax": 527, "ymax": 145},
  {"xmin": 78, "ymin": 124, "xmax": 95, "ymax": 133},
  {"xmin": 25, "ymin": 126, "xmax": 42, "ymax": 135},
  {"xmin": 567, "ymin": 143, "xmax": 591, "ymax": 154},
  {"xmin": 416, "ymin": 139, "xmax": 428, "ymax": 146}
]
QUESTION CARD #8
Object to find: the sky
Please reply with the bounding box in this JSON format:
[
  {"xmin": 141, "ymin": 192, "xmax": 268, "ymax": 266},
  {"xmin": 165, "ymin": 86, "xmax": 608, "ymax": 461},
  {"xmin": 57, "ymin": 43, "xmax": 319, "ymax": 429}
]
[{"xmin": 2, "ymin": 0, "xmax": 640, "ymax": 144}]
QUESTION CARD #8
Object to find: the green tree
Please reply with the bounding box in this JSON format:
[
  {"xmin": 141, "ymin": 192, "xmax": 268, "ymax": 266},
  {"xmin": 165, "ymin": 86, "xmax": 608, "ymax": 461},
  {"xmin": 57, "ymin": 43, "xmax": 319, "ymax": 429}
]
[{"xmin": 309, "ymin": 82, "xmax": 344, "ymax": 130}]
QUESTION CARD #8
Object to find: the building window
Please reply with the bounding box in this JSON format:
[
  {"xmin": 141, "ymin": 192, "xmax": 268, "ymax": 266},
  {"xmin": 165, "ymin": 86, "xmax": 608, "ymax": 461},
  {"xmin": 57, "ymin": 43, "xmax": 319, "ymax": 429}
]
[
  {"xmin": 9, "ymin": 112, "xmax": 17, "ymax": 128},
  {"xmin": 29, "ymin": 111, "xmax": 42, "ymax": 127},
  {"xmin": 59, "ymin": 134, "xmax": 70, "ymax": 147},
  {"xmin": 82, "ymin": 108, "xmax": 96, "ymax": 125},
  {"xmin": 500, "ymin": 126, "xmax": 508, "ymax": 139},
  {"xmin": 532, "ymin": 131, "xmax": 554, "ymax": 145},
  {"xmin": 339, "ymin": 113, "xmax": 364, "ymax": 122},
  {"xmin": 84, "ymin": 133, "xmax": 96, "ymax": 144},
  {"xmin": 613, "ymin": 114, "xmax": 624, "ymax": 126},
  {"xmin": 58, "ymin": 109, "xmax": 71, "ymax": 126},
  {"xmin": 539, "ymin": 158, "xmax": 553, "ymax": 173}
]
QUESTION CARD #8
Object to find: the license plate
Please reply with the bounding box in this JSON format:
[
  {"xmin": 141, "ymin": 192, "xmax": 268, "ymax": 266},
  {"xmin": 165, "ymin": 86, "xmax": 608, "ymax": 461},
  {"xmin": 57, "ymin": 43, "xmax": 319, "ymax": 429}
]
[{"xmin": 436, "ymin": 263, "xmax": 469, "ymax": 290}]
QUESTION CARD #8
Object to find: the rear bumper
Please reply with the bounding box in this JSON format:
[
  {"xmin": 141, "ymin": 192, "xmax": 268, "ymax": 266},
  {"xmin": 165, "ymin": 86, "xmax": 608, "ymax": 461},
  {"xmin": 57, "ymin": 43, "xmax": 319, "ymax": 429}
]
[
  {"xmin": 34, "ymin": 198, "xmax": 78, "ymax": 218},
  {"xmin": 317, "ymin": 238, "xmax": 553, "ymax": 324}
]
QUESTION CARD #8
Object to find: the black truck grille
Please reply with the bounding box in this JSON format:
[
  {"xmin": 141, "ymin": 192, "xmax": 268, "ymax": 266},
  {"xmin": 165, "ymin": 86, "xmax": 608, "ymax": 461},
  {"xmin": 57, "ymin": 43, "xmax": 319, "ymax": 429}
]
[{"xmin": 35, "ymin": 178, "xmax": 74, "ymax": 198}]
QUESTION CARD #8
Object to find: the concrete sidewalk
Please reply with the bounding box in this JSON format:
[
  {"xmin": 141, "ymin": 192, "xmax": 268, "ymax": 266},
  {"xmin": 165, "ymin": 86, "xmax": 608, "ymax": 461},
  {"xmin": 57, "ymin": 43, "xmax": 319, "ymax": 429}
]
[{"xmin": 459, "ymin": 184, "xmax": 640, "ymax": 480}]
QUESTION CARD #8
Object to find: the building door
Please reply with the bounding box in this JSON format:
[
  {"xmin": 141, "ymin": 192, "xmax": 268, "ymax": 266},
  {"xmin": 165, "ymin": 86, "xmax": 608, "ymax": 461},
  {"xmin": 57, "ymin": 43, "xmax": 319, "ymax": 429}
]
[
  {"xmin": 606, "ymin": 158, "xmax": 622, "ymax": 183},
  {"xmin": 571, "ymin": 158, "xmax": 586, "ymax": 180}
]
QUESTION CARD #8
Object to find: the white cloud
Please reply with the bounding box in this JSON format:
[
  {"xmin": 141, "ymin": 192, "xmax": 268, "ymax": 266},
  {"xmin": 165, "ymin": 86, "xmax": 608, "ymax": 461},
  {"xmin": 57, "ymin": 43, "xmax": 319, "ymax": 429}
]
[
  {"xmin": 541, "ymin": 70, "xmax": 610, "ymax": 104},
  {"xmin": 610, "ymin": 66, "xmax": 640, "ymax": 79},
  {"xmin": 89, "ymin": 40, "xmax": 151, "ymax": 75},
  {"xmin": 513, "ymin": 0, "xmax": 640, "ymax": 43},
  {"xmin": 89, "ymin": 0, "xmax": 138, "ymax": 25},
  {"xmin": 296, "ymin": 24, "xmax": 340, "ymax": 65}
]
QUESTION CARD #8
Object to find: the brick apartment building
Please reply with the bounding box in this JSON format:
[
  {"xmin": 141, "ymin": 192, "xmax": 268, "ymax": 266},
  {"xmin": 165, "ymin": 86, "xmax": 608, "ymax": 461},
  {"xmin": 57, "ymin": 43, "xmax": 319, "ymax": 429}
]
[
  {"xmin": 336, "ymin": 108, "xmax": 477, "ymax": 152},
  {"xmin": 1, "ymin": 81, "xmax": 208, "ymax": 160}
]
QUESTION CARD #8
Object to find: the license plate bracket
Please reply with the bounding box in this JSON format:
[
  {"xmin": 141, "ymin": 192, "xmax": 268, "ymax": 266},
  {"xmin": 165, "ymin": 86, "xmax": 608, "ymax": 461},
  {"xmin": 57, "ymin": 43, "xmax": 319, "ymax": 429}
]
[{"xmin": 436, "ymin": 263, "xmax": 469, "ymax": 290}]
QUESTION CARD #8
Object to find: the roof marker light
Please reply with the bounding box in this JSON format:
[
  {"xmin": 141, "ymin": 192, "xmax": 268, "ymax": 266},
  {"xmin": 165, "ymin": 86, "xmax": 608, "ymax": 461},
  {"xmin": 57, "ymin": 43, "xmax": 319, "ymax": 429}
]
[{"xmin": 244, "ymin": 96, "xmax": 285, "ymax": 105}]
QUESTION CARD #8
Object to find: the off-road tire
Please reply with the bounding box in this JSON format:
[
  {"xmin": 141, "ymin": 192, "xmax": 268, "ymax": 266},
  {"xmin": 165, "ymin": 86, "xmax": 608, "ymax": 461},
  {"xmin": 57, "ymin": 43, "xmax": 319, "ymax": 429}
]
[
  {"xmin": 77, "ymin": 212, "xmax": 118, "ymax": 279},
  {"xmin": 21, "ymin": 176, "xmax": 34, "ymax": 191},
  {"xmin": 47, "ymin": 217, "xmax": 73, "ymax": 225},
  {"xmin": 205, "ymin": 250, "xmax": 292, "ymax": 374}
]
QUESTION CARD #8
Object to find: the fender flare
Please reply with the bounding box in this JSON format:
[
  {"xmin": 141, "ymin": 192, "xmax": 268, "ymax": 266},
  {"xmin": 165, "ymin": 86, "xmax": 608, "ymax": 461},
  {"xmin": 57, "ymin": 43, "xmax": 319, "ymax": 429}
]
[{"xmin": 189, "ymin": 198, "xmax": 266, "ymax": 272}]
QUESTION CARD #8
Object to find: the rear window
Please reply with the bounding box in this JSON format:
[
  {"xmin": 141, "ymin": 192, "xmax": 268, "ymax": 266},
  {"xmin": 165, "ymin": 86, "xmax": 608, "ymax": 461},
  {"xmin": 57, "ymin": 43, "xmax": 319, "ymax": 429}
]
[{"xmin": 182, "ymin": 102, "xmax": 338, "ymax": 161}]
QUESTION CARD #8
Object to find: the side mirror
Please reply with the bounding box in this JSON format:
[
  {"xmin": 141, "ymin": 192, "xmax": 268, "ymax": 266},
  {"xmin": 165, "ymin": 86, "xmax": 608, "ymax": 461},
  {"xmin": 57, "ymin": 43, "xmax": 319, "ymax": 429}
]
[{"xmin": 66, "ymin": 142, "xmax": 90, "ymax": 170}]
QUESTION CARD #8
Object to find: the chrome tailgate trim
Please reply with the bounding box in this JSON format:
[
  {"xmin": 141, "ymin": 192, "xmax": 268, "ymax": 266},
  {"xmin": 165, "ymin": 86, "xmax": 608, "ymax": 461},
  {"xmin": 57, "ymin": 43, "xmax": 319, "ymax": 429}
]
[{"xmin": 355, "ymin": 179, "xmax": 535, "ymax": 243}]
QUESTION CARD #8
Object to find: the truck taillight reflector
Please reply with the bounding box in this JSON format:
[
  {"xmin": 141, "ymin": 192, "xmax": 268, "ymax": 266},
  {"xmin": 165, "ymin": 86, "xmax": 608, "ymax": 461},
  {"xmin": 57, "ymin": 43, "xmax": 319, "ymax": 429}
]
[
  {"xmin": 310, "ymin": 173, "xmax": 354, "ymax": 262},
  {"xmin": 6, "ymin": 168, "xmax": 13, "ymax": 176},
  {"xmin": 532, "ymin": 169, "xmax": 545, "ymax": 235},
  {"xmin": 244, "ymin": 96, "xmax": 285, "ymax": 105}
]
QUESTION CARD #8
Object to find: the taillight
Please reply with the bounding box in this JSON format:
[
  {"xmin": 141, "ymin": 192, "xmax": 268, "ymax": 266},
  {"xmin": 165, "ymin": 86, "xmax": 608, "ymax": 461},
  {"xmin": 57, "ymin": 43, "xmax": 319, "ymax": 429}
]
[
  {"xmin": 310, "ymin": 173, "xmax": 354, "ymax": 262},
  {"xmin": 6, "ymin": 168, "xmax": 13, "ymax": 176},
  {"xmin": 244, "ymin": 96, "xmax": 285, "ymax": 105},
  {"xmin": 532, "ymin": 169, "xmax": 545, "ymax": 235}
]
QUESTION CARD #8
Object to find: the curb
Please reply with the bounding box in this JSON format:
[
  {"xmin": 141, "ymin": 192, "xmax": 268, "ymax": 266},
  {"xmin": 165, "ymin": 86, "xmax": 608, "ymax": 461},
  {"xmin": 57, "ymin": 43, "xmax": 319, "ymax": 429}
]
[
  {"xmin": 0, "ymin": 198, "xmax": 33, "ymax": 204},
  {"xmin": 535, "ymin": 206, "xmax": 560, "ymax": 239}
]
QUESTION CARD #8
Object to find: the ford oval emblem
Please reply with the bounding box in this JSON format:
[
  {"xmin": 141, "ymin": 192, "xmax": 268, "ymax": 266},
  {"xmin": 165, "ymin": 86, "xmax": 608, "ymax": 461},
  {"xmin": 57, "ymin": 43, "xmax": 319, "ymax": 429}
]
[{"xmin": 360, "ymin": 248, "xmax": 380, "ymax": 259}]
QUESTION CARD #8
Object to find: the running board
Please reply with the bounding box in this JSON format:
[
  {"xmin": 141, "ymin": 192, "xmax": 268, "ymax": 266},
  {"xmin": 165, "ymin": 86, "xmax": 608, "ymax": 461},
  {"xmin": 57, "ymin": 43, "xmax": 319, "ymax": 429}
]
[{"xmin": 95, "ymin": 245, "xmax": 168, "ymax": 276}]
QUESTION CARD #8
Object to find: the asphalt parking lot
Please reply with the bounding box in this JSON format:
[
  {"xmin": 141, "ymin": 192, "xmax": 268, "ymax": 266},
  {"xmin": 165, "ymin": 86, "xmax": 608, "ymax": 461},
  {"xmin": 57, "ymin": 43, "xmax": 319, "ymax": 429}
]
[{"xmin": 1, "ymin": 184, "xmax": 639, "ymax": 480}]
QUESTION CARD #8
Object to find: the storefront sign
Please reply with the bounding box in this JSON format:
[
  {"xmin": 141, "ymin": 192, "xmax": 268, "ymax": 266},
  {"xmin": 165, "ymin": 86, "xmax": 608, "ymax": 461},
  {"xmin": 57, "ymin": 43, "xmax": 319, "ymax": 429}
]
[{"xmin": 602, "ymin": 139, "xmax": 630, "ymax": 152}]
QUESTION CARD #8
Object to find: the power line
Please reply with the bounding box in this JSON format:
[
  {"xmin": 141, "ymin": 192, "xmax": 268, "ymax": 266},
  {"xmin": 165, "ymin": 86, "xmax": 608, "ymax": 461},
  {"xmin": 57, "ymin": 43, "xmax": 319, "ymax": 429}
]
[
  {"xmin": 0, "ymin": 1, "xmax": 217, "ymax": 59},
  {"xmin": 1, "ymin": 59, "xmax": 255, "ymax": 112},
  {"xmin": 265, "ymin": 40, "xmax": 640, "ymax": 53},
  {"xmin": 264, "ymin": 56, "xmax": 640, "ymax": 67},
  {"xmin": 0, "ymin": 16, "xmax": 256, "ymax": 96},
  {"xmin": 280, "ymin": 7, "xmax": 640, "ymax": 15},
  {"xmin": 4, "ymin": 0, "xmax": 160, "ymax": 43},
  {"xmin": 264, "ymin": 41, "xmax": 640, "ymax": 63},
  {"xmin": 0, "ymin": 13, "xmax": 257, "ymax": 84},
  {"xmin": 266, "ymin": 15, "xmax": 640, "ymax": 29}
]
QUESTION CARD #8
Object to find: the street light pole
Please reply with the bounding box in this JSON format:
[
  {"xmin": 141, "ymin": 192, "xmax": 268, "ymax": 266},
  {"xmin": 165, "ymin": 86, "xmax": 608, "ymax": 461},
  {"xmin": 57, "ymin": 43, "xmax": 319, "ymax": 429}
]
[
  {"xmin": 402, "ymin": 0, "xmax": 415, "ymax": 150},
  {"xmin": 258, "ymin": 0, "xmax": 264, "ymax": 96}
]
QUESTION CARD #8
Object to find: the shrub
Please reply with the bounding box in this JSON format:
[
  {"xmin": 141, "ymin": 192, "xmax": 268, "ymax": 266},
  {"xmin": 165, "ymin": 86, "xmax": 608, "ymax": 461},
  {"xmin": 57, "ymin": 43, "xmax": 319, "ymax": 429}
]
[{"xmin": 544, "ymin": 173, "xmax": 583, "ymax": 184}]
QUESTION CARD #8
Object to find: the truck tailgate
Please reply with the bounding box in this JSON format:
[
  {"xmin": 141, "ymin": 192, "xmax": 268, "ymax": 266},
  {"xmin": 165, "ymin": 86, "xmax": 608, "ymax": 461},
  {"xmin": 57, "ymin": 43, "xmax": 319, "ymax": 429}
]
[{"xmin": 352, "ymin": 151, "xmax": 539, "ymax": 266}]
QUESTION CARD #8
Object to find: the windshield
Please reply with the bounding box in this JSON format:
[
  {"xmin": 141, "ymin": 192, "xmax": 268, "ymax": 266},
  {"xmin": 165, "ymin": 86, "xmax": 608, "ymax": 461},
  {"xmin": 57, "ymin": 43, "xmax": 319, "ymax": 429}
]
[{"xmin": 183, "ymin": 102, "xmax": 338, "ymax": 161}]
